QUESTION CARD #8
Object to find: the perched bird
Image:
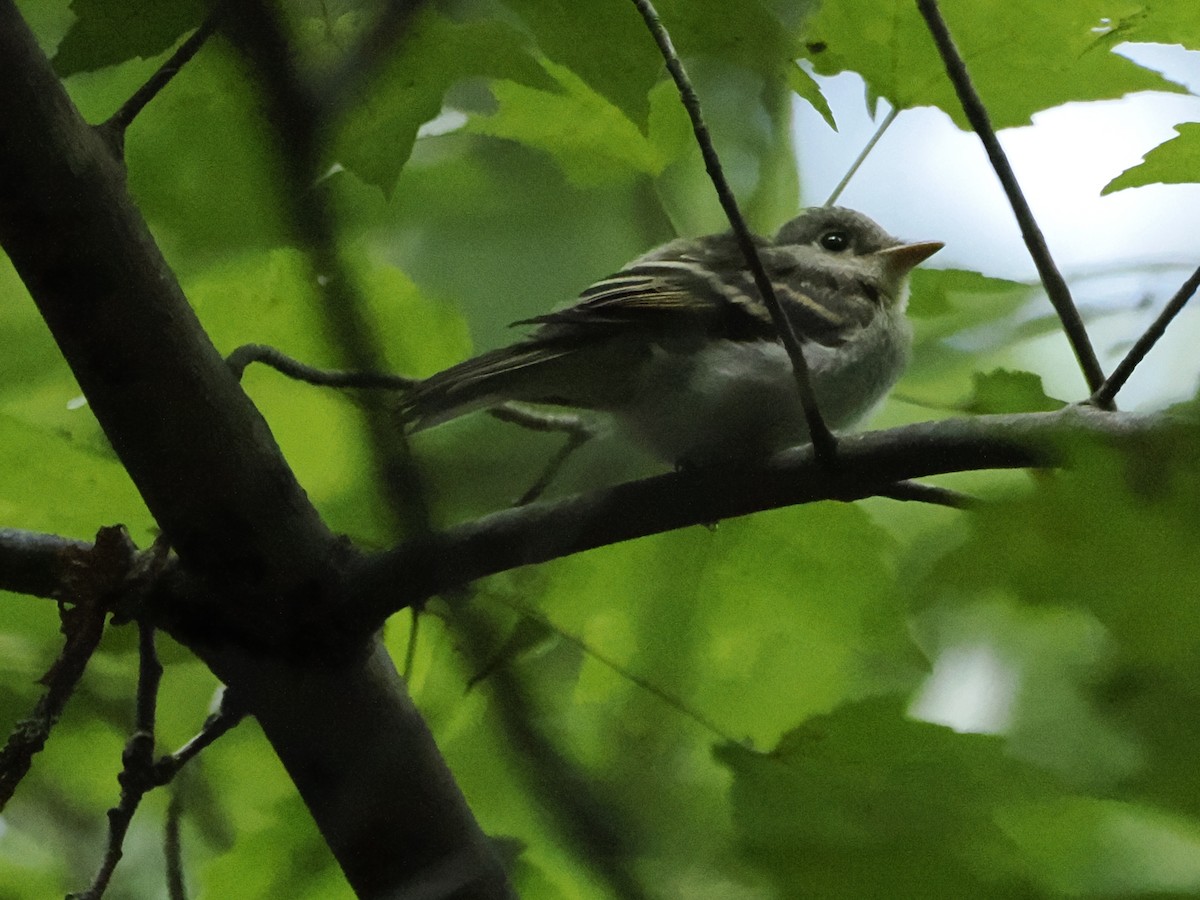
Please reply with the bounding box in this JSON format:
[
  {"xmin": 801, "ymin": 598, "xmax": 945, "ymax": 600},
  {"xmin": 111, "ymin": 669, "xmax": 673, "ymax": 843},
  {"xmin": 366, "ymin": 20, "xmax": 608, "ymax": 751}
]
[{"xmin": 403, "ymin": 207, "xmax": 942, "ymax": 465}]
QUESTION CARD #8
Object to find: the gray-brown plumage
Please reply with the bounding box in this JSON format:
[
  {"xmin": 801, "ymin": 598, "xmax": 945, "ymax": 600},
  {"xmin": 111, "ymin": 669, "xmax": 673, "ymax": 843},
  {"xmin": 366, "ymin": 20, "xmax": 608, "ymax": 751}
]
[{"xmin": 403, "ymin": 207, "xmax": 941, "ymax": 463}]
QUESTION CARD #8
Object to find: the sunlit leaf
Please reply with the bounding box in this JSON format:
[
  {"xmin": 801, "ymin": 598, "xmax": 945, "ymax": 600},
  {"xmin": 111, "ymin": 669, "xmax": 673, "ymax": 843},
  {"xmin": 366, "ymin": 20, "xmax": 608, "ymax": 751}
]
[
  {"xmin": 1103, "ymin": 122, "xmax": 1200, "ymax": 194},
  {"xmin": 801, "ymin": 0, "xmax": 1186, "ymax": 130}
]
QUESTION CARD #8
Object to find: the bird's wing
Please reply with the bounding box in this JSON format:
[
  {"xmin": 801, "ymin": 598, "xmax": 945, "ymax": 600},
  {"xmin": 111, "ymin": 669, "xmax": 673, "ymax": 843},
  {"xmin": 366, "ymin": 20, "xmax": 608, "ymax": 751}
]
[{"xmin": 519, "ymin": 236, "xmax": 872, "ymax": 347}]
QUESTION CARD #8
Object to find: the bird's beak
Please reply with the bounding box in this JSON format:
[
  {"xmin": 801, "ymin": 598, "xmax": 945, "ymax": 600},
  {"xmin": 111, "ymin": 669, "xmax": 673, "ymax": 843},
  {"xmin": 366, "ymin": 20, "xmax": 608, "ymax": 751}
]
[{"xmin": 877, "ymin": 240, "xmax": 944, "ymax": 276}]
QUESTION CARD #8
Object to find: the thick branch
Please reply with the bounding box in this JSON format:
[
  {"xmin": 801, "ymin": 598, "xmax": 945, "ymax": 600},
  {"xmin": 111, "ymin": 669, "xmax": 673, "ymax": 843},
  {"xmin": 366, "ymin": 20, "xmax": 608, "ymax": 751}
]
[
  {"xmin": 345, "ymin": 406, "xmax": 1162, "ymax": 629},
  {"xmin": 0, "ymin": 0, "xmax": 334, "ymax": 589},
  {"xmin": 0, "ymin": 6, "xmax": 510, "ymax": 897}
]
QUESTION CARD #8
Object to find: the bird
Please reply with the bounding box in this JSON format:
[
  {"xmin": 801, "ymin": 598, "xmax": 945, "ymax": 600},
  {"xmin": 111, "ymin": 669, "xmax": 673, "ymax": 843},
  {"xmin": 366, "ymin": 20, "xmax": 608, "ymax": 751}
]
[{"xmin": 402, "ymin": 207, "xmax": 942, "ymax": 465}]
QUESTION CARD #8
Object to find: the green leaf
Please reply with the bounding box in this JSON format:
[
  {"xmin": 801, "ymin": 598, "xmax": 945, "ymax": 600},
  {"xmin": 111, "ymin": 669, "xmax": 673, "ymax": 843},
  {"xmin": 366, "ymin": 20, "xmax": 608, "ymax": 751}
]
[
  {"xmin": 801, "ymin": 0, "xmax": 1186, "ymax": 130},
  {"xmin": 492, "ymin": 0, "xmax": 665, "ymax": 127},
  {"xmin": 962, "ymin": 368, "xmax": 1067, "ymax": 414},
  {"xmin": 534, "ymin": 503, "xmax": 924, "ymax": 749},
  {"xmin": 53, "ymin": 0, "xmax": 204, "ymax": 76},
  {"xmin": 116, "ymin": 47, "xmax": 292, "ymax": 265},
  {"xmin": 336, "ymin": 11, "xmax": 549, "ymax": 195},
  {"xmin": 717, "ymin": 696, "xmax": 1057, "ymax": 897},
  {"xmin": 997, "ymin": 797, "xmax": 1200, "ymax": 896},
  {"xmin": 0, "ymin": 414, "xmax": 151, "ymax": 542},
  {"xmin": 1097, "ymin": 2, "xmax": 1200, "ymax": 51},
  {"xmin": 1103, "ymin": 122, "xmax": 1200, "ymax": 194},
  {"xmin": 924, "ymin": 427, "xmax": 1200, "ymax": 677},
  {"xmin": 787, "ymin": 61, "xmax": 836, "ymax": 130},
  {"xmin": 907, "ymin": 268, "xmax": 1037, "ymax": 326},
  {"xmin": 467, "ymin": 56, "xmax": 667, "ymax": 187}
]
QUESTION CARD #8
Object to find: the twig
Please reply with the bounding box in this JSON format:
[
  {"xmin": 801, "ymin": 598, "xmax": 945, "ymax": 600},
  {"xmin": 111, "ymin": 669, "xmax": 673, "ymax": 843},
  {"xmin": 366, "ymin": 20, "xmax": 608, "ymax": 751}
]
[
  {"xmin": 228, "ymin": 344, "xmax": 596, "ymax": 501},
  {"xmin": 99, "ymin": 4, "xmax": 225, "ymax": 151},
  {"xmin": 227, "ymin": 343, "xmax": 416, "ymax": 389},
  {"xmin": 628, "ymin": 0, "xmax": 837, "ymax": 462},
  {"xmin": 225, "ymin": 1, "xmax": 431, "ymax": 539},
  {"xmin": 68, "ymin": 621, "xmax": 163, "ymax": 900},
  {"xmin": 825, "ymin": 106, "xmax": 900, "ymax": 207},
  {"xmin": 1091, "ymin": 264, "xmax": 1200, "ymax": 408},
  {"xmin": 152, "ymin": 691, "xmax": 246, "ymax": 784},
  {"xmin": 0, "ymin": 526, "xmax": 137, "ymax": 810},
  {"xmin": 402, "ymin": 608, "xmax": 420, "ymax": 681},
  {"xmin": 915, "ymin": 0, "xmax": 1108, "ymax": 400},
  {"xmin": 875, "ymin": 480, "xmax": 976, "ymax": 508},
  {"xmin": 165, "ymin": 789, "xmax": 187, "ymax": 900}
]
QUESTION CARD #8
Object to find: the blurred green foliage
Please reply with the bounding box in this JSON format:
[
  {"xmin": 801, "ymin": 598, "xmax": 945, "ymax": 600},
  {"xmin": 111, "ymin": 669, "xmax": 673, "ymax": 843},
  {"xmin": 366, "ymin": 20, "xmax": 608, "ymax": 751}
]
[{"xmin": 2, "ymin": 0, "xmax": 1200, "ymax": 898}]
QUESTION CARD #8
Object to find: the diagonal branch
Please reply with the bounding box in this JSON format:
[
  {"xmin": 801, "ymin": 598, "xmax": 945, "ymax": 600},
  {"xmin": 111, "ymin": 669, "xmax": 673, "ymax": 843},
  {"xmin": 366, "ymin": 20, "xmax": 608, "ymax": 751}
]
[
  {"xmin": 629, "ymin": 0, "xmax": 837, "ymax": 461},
  {"xmin": 1091, "ymin": 263, "xmax": 1200, "ymax": 408},
  {"xmin": 915, "ymin": 0, "xmax": 1108, "ymax": 399},
  {"xmin": 825, "ymin": 106, "xmax": 900, "ymax": 207},
  {"xmin": 99, "ymin": 2, "xmax": 227, "ymax": 152}
]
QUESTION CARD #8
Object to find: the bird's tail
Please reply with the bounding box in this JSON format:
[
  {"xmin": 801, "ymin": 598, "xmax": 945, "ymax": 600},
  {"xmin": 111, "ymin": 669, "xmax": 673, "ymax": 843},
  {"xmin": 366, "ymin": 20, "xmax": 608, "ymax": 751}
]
[{"xmin": 401, "ymin": 341, "xmax": 584, "ymax": 430}]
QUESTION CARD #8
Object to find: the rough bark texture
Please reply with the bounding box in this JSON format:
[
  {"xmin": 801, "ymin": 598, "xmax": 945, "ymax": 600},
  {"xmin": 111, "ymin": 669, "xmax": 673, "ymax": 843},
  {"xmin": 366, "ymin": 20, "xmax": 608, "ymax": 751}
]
[{"xmin": 0, "ymin": 4, "xmax": 510, "ymax": 896}]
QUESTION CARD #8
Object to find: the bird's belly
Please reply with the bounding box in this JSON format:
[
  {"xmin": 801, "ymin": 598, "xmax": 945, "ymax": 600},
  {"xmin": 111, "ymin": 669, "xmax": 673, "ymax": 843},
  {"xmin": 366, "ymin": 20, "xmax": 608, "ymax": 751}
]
[{"xmin": 617, "ymin": 320, "xmax": 909, "ymax": 464}]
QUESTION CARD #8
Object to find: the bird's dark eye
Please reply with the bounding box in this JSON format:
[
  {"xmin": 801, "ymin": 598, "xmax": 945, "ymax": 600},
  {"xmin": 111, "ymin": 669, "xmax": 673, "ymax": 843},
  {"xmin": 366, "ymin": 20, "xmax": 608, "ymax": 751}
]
[{"xmin": 818, "ymin": 229, "xmax": 850, "ymax": 252}]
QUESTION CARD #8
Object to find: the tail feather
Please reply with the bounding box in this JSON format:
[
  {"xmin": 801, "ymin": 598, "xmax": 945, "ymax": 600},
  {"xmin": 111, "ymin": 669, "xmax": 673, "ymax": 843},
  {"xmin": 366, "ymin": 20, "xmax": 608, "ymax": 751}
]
[
  {"xmin": 403, "ymin": 342, "xmax": 578, "ymax": 430},
  {"xmin": 403, "ymin": 337, "xmax": 647, "ymax": 430}
]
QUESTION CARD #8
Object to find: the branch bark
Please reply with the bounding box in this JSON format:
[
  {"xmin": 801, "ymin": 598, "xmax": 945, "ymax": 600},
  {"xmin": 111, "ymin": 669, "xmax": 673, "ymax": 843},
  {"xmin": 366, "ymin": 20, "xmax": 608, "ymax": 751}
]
[
  {"xmin": 0, "ymin": 4, "xmax": 509, "ymax": 896},
  {"xmin": 344, "ymin": 405, "xmax": 1163, "ymax": 631}
]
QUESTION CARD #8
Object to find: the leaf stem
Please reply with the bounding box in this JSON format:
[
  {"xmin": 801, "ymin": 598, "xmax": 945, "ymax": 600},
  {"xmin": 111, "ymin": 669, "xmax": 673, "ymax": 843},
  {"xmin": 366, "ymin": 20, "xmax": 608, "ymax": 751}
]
[{"xmin": 825, "ymin": 106, "xmax": 899, "ymax": 207}]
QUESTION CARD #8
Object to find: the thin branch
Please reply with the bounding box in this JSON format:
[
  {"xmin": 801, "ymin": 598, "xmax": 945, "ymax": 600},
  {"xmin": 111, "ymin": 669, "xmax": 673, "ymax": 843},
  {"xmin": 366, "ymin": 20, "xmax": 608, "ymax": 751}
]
[
  {"xmin": 0, "ymin": 526, "xmax": 139, "ymax": 810},
  {"xmin": 402, "ymin": 608, "xmax": 421, "ymax": 680},
  {"xmin": 876, "ymin": 480, "xmax": 977, "ymax": 508},
  {"xmin": 0, "ymin": 528, "xmax": 89, "ymax": 600},
  {"xmin": 227, "ymin": 342, "xmax": 417, "ymax": 389},
  {"xmin": 165, "ymin": 789, "xmax": 187, "ymax": 900},
  {"xmin": 152, "ymin": 691, "xmax": 246, "ymax": 785},
  {"xmin": 100, "ymin": 4, "xmax": 225, "ymax": 148},
  {"xmin": 825, "ymin": 106, "xmax": 900, "ymax": 207},
  {"xmin": 628, "ymin": 0, "xmax": 837, "ymax": 461},
  {"xmin": 1091, "ymin": 263, "xmax": 1200, "ymax": 408},
  {"xmin": 915, "ymin": 0, "xmax": 1108, "ymax": 399},
  {"xmin": 68, "ymin": 622, "xmax": 163, "ymax": 900},
  {"xmin": 228, "ymin": 343, "xmax": 597, "ymax": 503},
  {"xmin": 225, "ymin": 2, "xmax": 432, "ymax": 539},
  {"xmin": 343, "ymin": 406, "xmax": 1162, "ymax": 630}
]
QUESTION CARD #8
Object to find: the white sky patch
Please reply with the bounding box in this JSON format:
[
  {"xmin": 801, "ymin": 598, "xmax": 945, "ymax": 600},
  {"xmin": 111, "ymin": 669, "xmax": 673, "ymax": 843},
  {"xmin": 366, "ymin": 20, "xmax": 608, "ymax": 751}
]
[
  {"xmin": 793, "ymin": 45, "xmax": 1200, "ymax": 281},
  {"xmin": 909, "ymin": 643, "xmax": 1017, "ymax": 734}
]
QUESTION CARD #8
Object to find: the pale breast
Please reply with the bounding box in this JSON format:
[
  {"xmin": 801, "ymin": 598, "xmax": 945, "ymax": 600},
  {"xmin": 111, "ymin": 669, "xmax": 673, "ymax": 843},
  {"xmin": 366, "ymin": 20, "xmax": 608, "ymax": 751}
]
[{"xmin": 615, "ymin": 307, "xmax": 911, "ymax": 464}]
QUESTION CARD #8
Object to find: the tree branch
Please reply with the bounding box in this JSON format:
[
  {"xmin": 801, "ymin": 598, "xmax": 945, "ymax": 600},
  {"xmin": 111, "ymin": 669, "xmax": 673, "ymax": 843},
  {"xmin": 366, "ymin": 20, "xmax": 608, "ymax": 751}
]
[
  {"xmin": 99, "ymin": 3, "xmax": 225, "ymax": 152},
  {"xmin": 344, "ymin": 406, "xmax": 1163, "ymax": 630},
  {"xmin": 0, "ymin": 5, "xmax": 511, "ymax": 897},
  {"xmin": 915, "ymin": 0, "xmax": 1108, "ymax": 398},
  {"xmin": 629, "ymin": 0, "xmax": 837, "ymax": 461},
  {"xmin": 68, "ymin": 622, "xmax": 163, "ymax": 900},
  {"xmin": 0, "ymin": 0, "xmax": 334, "ymax": 588},
  {"xmin": 0, "ymin": 528, "xmax": 128, "ymax": 809},
  {"xmin": 1091, "ymin": 263, "xmax": 1200, "ymax": 408}
]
